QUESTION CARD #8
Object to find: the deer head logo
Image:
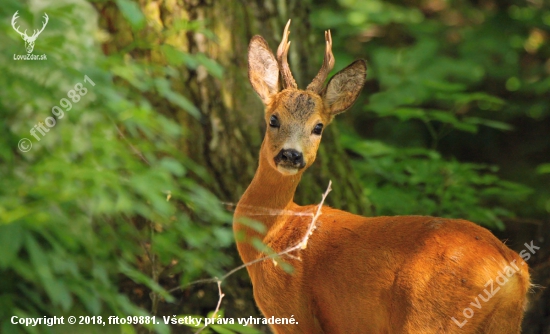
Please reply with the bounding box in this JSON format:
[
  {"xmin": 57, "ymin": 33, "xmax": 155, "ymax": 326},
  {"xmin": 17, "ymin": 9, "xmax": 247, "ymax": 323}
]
[{"xmin": 11, "ymin": 11, "xmax": 49, "ymax": 54}]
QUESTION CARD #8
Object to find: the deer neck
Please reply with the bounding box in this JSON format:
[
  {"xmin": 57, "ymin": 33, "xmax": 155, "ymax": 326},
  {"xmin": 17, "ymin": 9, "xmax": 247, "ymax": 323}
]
[{"xmin": 234, "ymin": 140, "xmax": 302, "ymax": 262}]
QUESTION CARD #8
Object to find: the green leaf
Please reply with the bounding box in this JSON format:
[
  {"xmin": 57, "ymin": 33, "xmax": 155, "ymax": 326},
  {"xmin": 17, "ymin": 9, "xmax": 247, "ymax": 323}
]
[
  {"xmin": 116, "ymin": 0, "xmax": 146, "ymax": 31},
  {"xmin": 390, "ymin": 108, "xmax": 427, "ymax": 121},
  {"xmin": 464, "ymin": 117, "xmax": 513, "ymax": 131},
  {"xmin": 155, "ymin": 78, "xmax": 201, "ymax": 118},
  {"xmin": 161, "ymin": 45, "xmax": 187, "ymax": 67},
  {"xmin": 235, "ymin": 217, "xmax": 266, "ymax": 234},
  {"xmin": 159, "ymin": 157, "xmax": 186, "ymax": 177},
  {"xmin": 426, "ymin": 110, "xmax": 478, "ymax": 132},
  {"xmin": 195, "ymin": 53, "xmax": 224, "ymax": 79},
  {"xmin": 0, "ymin": 223, "xmax": 24, "ymax": 268},
  {"xmin": 211, "ymin": 325, "xmax": 236, "ymax": 334},
  {"xmin": 119, "ymin": 260, "xmax": 175, "ymax": 302},
  {"xmin": 216, "ymin": 323, "xmax": 263, "ymax": 334},
  {"xmin": 26, "ymin": 234, "xmax": 72, "ymax": 311},
  {"xmin": 536, "ymin": 163, "xmax": 550, "ymax": 174}
]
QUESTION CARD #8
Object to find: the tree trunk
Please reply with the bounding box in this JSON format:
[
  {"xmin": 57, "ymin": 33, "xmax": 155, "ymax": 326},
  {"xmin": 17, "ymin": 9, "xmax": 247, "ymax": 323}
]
[{"xmin": 94, "ymin": 0, "xmax": 370, "ymax": 331}]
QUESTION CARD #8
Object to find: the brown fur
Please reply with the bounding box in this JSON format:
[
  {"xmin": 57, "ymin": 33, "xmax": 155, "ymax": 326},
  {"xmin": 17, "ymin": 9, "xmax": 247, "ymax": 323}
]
[{"xmin": 234, "ymin": 28, "xmax": 530, "ymax": 334}]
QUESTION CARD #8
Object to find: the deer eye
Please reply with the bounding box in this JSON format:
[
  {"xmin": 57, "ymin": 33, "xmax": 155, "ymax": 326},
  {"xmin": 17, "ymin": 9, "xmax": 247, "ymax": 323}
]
[
  {"xmin": 269, "ymin": 115, "xmax": 280, "ymax": 128},
  {"xmin": 312, "ymin": 123, "xmax": 323, "ymax": 135}
]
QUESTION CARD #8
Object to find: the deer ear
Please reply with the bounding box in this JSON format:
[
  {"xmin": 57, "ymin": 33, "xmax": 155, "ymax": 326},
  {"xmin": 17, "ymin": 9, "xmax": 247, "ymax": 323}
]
[
  {"xmin": 321, "ymin": 59, "xmax": 366, "ymax": 115},
  {"xmin": 248, "ymin": 36, "xmax": 280, "ymax": 104}
]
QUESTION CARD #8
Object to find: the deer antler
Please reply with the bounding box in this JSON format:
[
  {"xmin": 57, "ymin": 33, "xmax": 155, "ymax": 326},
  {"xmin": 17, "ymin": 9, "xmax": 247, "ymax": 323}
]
[
  {"xmin": 31, "ymin": 13, "xmax": 49, "ymax": 39},
  {"xmin": 306, "ymin": 30, "xmax": 335, "ymax": 94},
  {"xmin": 11, "ymin": 11, "xmax": 28, "ymax": 38},
  {"xmin": 277, "ymin": 20, "xmax": 297, "ymax": 90}
]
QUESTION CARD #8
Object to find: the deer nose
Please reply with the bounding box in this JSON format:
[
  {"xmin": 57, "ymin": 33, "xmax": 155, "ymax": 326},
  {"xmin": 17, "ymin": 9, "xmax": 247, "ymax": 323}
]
[{"xmin": 280, "ymin": 149, "xmax": 304, "ymax": 165}]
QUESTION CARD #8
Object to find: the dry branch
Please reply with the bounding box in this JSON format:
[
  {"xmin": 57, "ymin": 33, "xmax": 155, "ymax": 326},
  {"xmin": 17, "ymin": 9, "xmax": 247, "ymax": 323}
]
[{"xmin": 188, "ymin": 181, "xmax": 333, "ymax": 334}]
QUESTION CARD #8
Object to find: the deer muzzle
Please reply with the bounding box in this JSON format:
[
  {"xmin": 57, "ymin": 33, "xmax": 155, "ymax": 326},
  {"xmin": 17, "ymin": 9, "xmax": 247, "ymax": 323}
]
[{"xmin": 274, "ymin": 149, "xmax": 305, "ymax": 174}]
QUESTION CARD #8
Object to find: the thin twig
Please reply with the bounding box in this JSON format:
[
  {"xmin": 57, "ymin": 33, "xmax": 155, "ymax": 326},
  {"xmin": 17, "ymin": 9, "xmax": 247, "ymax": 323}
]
[
  {"xmin": 220, "ymin": 202, "xmax": 315, "ymax": 216},
  {"xmin": 150, "ymin": 221, "xmax": 160, "ymax": 320},
  {"xmin": 194, "ymin": 280, "xmax": 225, "ymax": 334},
  {"xmin": 187, "ymin": 181, "xmax": 332, "ymax": 334},
  {"xmin": 114, "ymin": 123, "xmax": 150, "ymax": 165}
]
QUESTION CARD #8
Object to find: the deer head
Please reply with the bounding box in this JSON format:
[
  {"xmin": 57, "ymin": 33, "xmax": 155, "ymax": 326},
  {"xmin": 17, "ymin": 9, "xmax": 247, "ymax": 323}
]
[
  {"xmin": 11, "ymin": 11, "xmax": 49, "ymax": 54},
  {"xmin": 248, "ymin": 20, "xmax": 366, "ymax": 176}
]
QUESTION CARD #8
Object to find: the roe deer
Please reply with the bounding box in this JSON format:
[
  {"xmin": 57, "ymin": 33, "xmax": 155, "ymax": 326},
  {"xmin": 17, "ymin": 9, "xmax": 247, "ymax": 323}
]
[{"xmin": 233, "ymin": 20, "xmax": 530, "ymax": 334}]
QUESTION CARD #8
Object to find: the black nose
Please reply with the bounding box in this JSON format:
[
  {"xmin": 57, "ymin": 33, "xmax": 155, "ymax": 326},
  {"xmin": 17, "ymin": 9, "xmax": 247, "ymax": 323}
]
[{"xmin": 278, "ymin": 149, "xmax": 304, "ymax": 165}]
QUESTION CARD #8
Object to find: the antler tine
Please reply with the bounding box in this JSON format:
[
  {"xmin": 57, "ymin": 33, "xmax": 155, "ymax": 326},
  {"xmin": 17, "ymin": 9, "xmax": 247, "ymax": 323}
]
[
  {"xmin": 306, "ymin": 29, "xmax": 335, "ymax": 94},
  {"xmin": 277, "ymin": 19, "xmax": 297, "ymax": 89},
  {"xmin": 32, "ymin": 13, "xmax": 49, "ymax": 37},
  {"xmin": 11, "ymin": 11, "xmax": 27, "ymax": 37}
]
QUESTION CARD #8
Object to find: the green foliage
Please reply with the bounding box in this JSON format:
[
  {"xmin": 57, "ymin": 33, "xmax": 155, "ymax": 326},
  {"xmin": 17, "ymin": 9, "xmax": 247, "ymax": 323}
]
[
  {"xmin": 115, "ymin": 0, "xmax": 146, "ymax": 31},
  {"xmin": 313, "ymin": 0, "xmax": 549, "ymax": 225},
  {"xmin": 1, "ymin": 0, "xmax": 231, "ymax": 333},
  {"xmin": 181, "ymin": 310, "xmax": 262, "ymax": 334},
  {"xmin": 341, "ymin": 132, "xmax": 531, "ymax": 229}
]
